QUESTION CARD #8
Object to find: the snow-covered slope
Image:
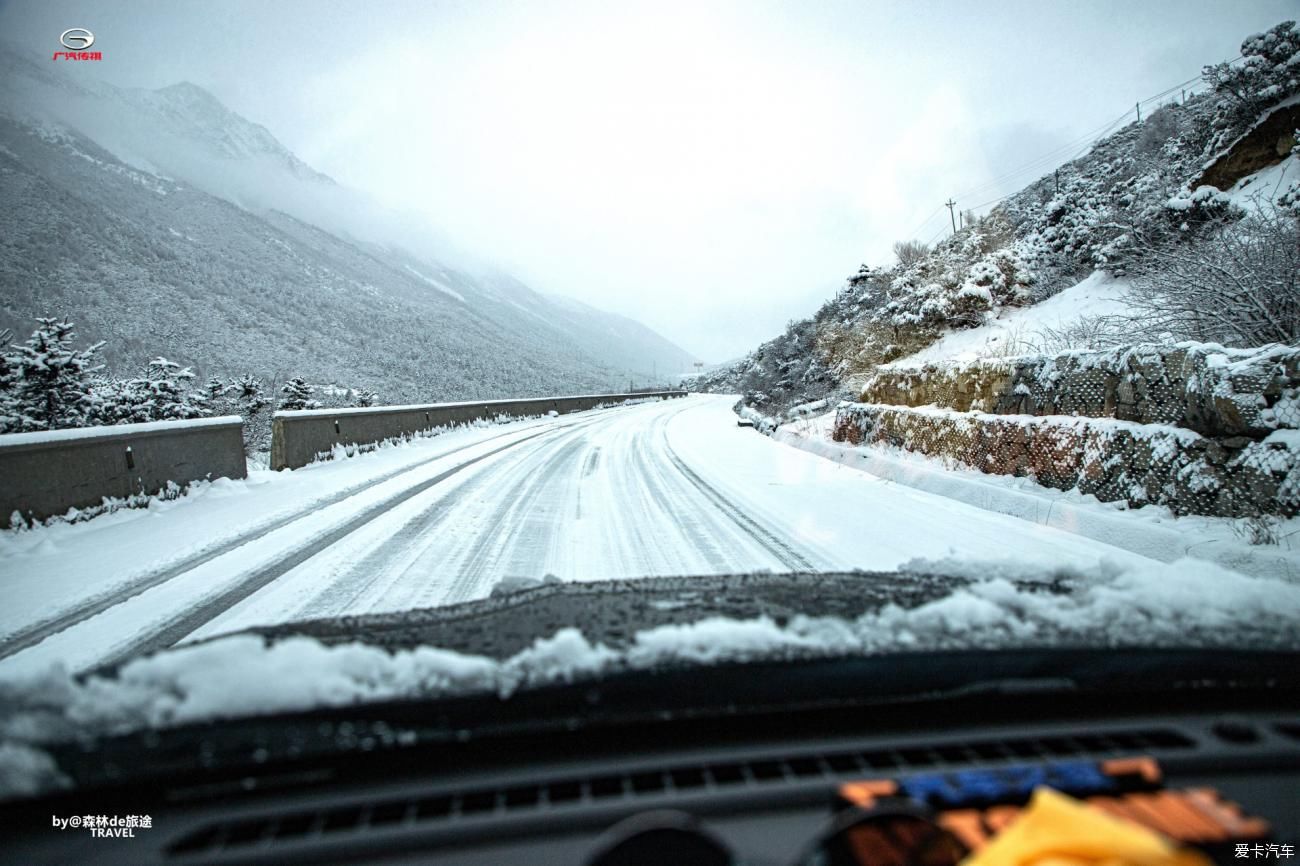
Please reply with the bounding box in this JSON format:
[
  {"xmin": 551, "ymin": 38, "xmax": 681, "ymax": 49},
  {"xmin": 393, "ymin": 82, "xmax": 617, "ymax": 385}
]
[
  {"xmin": 883, "ymin": 272, "xmax": 1131, "ymax": 368},
  {"xmin": 879, "ymin": 148, "xmax": 1297, "ymax": 370}
]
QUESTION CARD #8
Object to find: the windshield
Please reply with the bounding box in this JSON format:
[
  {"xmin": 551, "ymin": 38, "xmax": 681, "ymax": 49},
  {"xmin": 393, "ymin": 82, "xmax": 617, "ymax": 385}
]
[{"xmin": 0, "ymin": 2, "xmax": 1298, "ymax": 800}]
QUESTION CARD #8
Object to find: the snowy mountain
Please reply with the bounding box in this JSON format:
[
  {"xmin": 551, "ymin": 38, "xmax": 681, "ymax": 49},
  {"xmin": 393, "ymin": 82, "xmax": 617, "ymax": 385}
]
[
  {"xmin": 120, "ymin": 80, "xmax": 334, "ymax": 185},
  {"xmin": 0, "ymin": 44, "xmax": 695, "ymax": 401},
  {"xmin": 691, "ymin": 21, "xmax": 1300, "ymax": 416}
]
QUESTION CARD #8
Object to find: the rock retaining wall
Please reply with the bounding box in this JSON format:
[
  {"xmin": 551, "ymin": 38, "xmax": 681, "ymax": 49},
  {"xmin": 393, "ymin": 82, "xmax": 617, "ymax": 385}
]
[
  {"xmin": 831, "ymin": 403, "xmax": 1299, "ymax": 518},
  {"xmin": 863, "ymin": 342, "xmax": 1300, "ymax": 439}
]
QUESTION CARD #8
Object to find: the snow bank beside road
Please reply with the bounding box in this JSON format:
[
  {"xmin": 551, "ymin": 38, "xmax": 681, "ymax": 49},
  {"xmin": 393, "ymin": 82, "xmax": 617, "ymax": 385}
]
[
  {"xmin": 2, "ymin": 556, "xmax": 1296, "ymax": 797},
  {"xmin": 773, "ymin": 413, "xmax": 1300, "ymax": 580}
]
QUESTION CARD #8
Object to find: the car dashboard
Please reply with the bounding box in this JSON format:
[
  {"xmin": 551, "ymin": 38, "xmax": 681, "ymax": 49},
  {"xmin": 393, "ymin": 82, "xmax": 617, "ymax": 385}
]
[{"xmin": 5, "ymin": 685, "xmax": 1299, "ymax": 865}]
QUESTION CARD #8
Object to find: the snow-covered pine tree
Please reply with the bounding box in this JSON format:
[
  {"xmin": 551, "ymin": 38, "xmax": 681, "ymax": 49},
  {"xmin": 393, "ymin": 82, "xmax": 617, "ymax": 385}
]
[
  {"xmin": 85, "ymin": 374, "xmax": 135, "ymax": 426},
  {"xmin": 353, "ymin": 387, "xmax": 378, "ymax": 407},
  {"xmin": 109, "ymin": 358, "xmax": 210, "ymax": 423},
  {"xmin": 0, "ymin": 329, "xmax": 11, "ymax": 388},
  {"xmin": 230, "ymin": 374, "xmax": 268, "ymax": 410},
  {"xmin": 219, "ymin": 374, "xmax": 269, "ymax": 454},
  {"xmin": 0, "ymin": 329, "xmax": 15, "ymax": 433},
  {"xmin": 206, "ymin": 375, "xmax": 230, "ymax": 402},
  {"xmin": 279, "ymin": 376, "xmax": 319, "ymax": 411},
  {"xmin": 0, "ymin": 318, "xmax": 103, "ymax": 433},
  {"xmin": 0, "ymin": 328, "xmax": 12, "ymax": 431}
]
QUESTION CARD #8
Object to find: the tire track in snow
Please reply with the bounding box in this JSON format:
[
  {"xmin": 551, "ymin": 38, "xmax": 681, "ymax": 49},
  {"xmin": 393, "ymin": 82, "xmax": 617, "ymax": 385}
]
[
  {"xmin": 438, "ymin": 434, "xmax": 592, "ymax": 605},
  {"xmin": 590, "ymin": 420, "xmax": 672, "ymax": 576},
  {"xmin": 92, "ymin": 426, "xmax": 566, "ymax": 671},
  {"xmin": 0, "ymin": 422, "xmax": 553, "ymax": 662},
  {"xmin": 627, "ymin": 420, "xmax": 736, "ymax": 572},
  {"xmin": 658, "ymin": 407, "xmax": 821, "ymax": 572},
  {"xmin": 294, "ymin": 419, "xmax": 600, "ymax": 618}
]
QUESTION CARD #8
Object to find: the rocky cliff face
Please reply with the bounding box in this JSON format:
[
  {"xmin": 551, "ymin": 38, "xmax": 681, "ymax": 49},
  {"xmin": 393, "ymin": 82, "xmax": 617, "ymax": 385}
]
[{"xmin": 1196, "ymin": 102, "xmax": 1300, "ymax": 191}]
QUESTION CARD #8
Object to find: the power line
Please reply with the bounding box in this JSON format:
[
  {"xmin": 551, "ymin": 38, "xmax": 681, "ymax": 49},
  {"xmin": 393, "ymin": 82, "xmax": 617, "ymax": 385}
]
[
  {"xmin": 952, "ymin": 106, "xmax": 1134, "ymax": 202},
  {"xmin": 905, "ymin": 60, "xmax": 1240, "ymax": 241},
  {"xmin": 944, "ymin": 54, "xmax": 1245, "ymax": 219},
  {"xmin": 905, "ymin": 72, "xmax": 1219, "ymax": 240},
  {"xmin": 904, "ymin": 204, "xmax": 948, "ymax": 239}
]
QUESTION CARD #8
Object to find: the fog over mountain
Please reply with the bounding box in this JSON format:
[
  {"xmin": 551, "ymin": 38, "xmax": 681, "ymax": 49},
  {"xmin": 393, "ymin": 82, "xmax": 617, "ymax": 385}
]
[{"xmin": 0, "ymin": 44, "xmax": 698, "ymax": 400}]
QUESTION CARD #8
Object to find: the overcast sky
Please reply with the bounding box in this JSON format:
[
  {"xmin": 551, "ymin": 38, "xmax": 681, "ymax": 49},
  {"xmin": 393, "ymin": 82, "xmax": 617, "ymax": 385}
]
[{"xmin": 2, "ymin": 0, "xmax": 1296, "ymax": 360}]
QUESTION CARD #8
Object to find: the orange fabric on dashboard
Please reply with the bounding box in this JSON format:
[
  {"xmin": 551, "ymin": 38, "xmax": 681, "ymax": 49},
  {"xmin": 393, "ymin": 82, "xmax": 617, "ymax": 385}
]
[{"xmin": 960, "ymin": 787, "xmax": 1213, "ymax": 866}]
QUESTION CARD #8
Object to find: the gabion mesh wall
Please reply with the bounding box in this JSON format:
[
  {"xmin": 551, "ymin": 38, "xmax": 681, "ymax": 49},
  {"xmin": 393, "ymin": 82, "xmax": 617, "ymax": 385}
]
[
  {"xmin": 831, "ymin": 405, "xmax": 1300, "ymax": 519},
  {"xmin": 861, "ymin": 343, "xmax": 1300, "ymax": 438}
]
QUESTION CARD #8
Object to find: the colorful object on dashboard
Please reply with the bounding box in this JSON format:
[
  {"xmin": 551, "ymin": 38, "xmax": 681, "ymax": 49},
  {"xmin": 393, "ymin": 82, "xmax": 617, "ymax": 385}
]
[
  {"xmin": 840, "ymin": 757, "xmax": 1161, "ymax": 811},
  {"xmin": 835, "ymin": 757, "xmax": 1270, "ymax": 855},
  {"xmin": 961, "ymin": 787, "xmax": 1214, "ymax": 866}
]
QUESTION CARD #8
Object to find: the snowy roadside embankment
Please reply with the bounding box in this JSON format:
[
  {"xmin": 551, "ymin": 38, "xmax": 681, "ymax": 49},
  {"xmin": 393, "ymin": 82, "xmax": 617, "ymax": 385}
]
[
  {"xmin": 881, "ymin": 271, "xmax": 1132, "ymax": 370},
  {"xmin": 785, "ymin": 338, "xmax": 1300, "ymax": 527},
  {"xmin": 2, "ymin": 555, "xmax": 1298, "ymax": 796},
  {"xmin": 773, "ymin": 411, "xmax": 1299, "ymax": 579}
]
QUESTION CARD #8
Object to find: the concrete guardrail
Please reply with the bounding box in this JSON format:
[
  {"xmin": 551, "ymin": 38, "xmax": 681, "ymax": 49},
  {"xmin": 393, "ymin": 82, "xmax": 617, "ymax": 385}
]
[
  {"xmin": 0, "ymin": 416, "xmax": 247, "ymax": 525},
  {"xmin": 271, "ymin": 391, "xmax": 687, "ymax": 471}
]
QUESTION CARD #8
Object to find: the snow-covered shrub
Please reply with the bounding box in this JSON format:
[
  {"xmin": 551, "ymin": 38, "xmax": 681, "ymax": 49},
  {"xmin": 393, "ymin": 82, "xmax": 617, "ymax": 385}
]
[
  {"xmin": 1202, "ymin": 21, "xmax": 1300, "ymax": 144},
  {"xmin": 208, "ymin": 373, "xmax": 273, "ymax": 455},
  {"xmin": 278, "ymin": 376, "xmax": 319, "ymax": 411},
  {"xmin": 959, "ymin": 244, "xmax": 1036, "ymax": 308},
  {"xmin": 1158, "ymin": 186, "xmax": 1240, "ymax": 238},
  {"xmin": 892, "ymin": 239, "xmax": 929, "ymax": 267},
  {"xmin": 1135, "ymin": 104, "xmax": 1179, "ymax": 157},
  {"xmin": 1124, "ymin": 206, "xmax": 1300, "ymax": 346},
  {"xmin": 1278, "ymin": 175, "xmax": 1300, "ymax": 215},
  {"xmin": 205, "ymin": 376, "xmax": 230, "ymax": 402},
  {"xmin": 137, "ymin": 358, "xmax": 209, "ymax": 420},
  {"xmin": 868, "ymin": 219, "xmax": 1038, "ymax": 337}
]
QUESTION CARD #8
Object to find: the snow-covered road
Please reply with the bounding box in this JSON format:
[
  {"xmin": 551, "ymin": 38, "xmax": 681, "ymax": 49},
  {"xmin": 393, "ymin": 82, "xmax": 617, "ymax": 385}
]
[{"xmin": 0, "ymin": 395, "xmax": 1164, "ymax": 675}]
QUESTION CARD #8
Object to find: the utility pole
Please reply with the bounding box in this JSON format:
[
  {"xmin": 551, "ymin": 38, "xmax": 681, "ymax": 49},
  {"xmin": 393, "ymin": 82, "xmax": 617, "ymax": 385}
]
[
  {"xmin": 1054, "ymin": 169, "xmax": 1059, "ymax": 195},
  {"xmin": 945, "ymin": 198, "xmax": 957, "ymax": 235},
  {"xmin": 1135, "ymin": 101, "xmax": 1141, "ymax": 123}
]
